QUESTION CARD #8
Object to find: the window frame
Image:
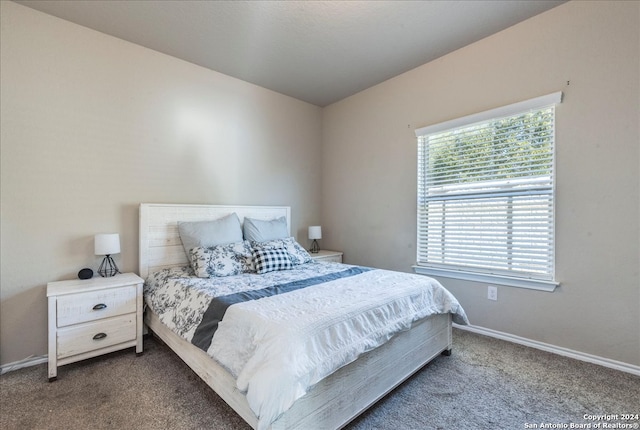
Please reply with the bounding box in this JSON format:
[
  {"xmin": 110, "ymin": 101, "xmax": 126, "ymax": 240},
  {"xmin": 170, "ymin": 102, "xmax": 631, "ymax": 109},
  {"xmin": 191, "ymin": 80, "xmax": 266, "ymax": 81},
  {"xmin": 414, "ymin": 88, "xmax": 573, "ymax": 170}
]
[{"xmin": 413, "ymin": 92, "xmax": 562, "ymax": 292}]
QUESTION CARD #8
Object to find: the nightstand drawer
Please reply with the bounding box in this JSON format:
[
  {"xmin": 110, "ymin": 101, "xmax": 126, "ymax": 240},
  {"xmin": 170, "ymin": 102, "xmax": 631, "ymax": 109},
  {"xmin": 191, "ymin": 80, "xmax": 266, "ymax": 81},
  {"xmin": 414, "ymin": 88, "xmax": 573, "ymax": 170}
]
[
  {"xmin": 57, "ymin": 314, "xmax": 137, "ymax": 359},
  {"xmin": 317, "ymin": 255, "xmax": 342, "ymax": 263},
  {"xmin": 310, "ymin": 250, "xmax": 343, "ymax": 263},
  {"xmin": 57, "ymin": 285, "xmax": 137, "ymax": 327}
]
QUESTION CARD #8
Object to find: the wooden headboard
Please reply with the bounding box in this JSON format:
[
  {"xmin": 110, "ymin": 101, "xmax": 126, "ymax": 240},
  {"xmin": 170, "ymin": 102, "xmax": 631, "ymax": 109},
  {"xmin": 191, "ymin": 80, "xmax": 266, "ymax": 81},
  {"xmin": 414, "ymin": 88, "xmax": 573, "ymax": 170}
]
[{"xmin": 139, "ymin": 203, "xmax": 291, "ymax": 278}]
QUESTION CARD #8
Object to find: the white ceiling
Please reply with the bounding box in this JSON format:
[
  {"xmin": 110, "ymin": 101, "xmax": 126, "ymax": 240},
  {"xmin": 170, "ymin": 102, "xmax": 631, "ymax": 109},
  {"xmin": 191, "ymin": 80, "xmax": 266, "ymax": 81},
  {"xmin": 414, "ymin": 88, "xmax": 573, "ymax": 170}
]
[{"xmin": 16, "ymin": 0, "xmax": 565, "ymax": 107}]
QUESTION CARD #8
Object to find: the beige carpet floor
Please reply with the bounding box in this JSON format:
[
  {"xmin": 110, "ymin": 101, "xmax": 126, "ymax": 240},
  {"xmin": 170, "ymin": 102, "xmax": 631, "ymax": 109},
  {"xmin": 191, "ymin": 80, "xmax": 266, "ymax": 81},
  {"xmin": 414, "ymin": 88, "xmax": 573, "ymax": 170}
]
[{"xmin": 1, "ymin": 329, "xmax": 638, "ymax": 430}]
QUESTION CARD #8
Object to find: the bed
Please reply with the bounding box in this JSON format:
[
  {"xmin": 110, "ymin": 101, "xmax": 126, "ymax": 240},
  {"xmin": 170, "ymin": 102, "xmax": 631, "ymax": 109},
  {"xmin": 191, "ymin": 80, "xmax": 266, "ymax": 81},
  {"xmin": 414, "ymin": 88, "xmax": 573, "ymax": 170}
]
[{"xmin": 139, "ymin": 203, "xmax": 468, "ymax": 430}]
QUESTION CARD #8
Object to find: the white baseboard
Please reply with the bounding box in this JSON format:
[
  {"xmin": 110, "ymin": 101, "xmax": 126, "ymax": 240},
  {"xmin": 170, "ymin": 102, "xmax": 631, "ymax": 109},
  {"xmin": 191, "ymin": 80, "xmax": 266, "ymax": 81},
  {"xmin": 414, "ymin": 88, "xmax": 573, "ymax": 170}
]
[
  {"xmin": 454, "ymin": 323, "xmax": 640, "ymax": 376},
  {"xmin": 0, "ymin": 355, "xmax": 48, "ymax": 375}
]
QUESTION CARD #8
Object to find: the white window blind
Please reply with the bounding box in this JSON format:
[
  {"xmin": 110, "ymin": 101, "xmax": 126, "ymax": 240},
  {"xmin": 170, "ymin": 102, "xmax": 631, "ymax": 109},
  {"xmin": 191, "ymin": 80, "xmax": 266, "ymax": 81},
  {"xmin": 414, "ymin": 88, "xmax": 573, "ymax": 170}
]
[{"xmin": 415, "ymin": 92, "xmax": 562, "ymax": 287}]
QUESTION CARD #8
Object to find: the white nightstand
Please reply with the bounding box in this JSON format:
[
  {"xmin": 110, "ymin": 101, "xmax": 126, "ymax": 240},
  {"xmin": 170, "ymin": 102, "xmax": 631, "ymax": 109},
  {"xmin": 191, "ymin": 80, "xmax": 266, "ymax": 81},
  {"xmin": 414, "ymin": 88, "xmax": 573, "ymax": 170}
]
[
  {"xmin": 47, "ymin": 272, "xmax": 144, "ymax": 381},
  {"xmin": 310, "ymin": 250, "xmax": 343, "ymax": 263}
]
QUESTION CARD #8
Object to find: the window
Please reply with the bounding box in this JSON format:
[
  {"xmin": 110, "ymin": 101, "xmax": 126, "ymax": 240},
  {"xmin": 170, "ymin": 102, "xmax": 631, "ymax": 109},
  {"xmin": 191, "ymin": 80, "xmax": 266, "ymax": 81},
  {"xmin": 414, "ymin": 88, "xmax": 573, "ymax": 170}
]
[{"xmin": 414, "ymin": 93, "xmax": 562, "ymax": 291}]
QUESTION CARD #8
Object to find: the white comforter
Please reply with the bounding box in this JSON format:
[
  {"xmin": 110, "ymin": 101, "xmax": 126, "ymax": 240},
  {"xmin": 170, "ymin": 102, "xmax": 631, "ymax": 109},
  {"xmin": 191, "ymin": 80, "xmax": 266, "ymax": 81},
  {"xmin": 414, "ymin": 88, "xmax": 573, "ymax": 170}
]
[{"xmin": 145, "ymin": 263, "xmax": 468, "ymax": 429}]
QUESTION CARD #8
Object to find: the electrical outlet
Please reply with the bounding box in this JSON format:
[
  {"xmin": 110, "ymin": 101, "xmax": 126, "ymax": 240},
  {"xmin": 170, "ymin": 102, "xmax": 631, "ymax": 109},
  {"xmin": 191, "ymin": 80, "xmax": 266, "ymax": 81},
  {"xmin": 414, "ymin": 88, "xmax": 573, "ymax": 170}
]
[{"xmin": 487, "ymin": 286, "xmax": 498, "ymax": 301}]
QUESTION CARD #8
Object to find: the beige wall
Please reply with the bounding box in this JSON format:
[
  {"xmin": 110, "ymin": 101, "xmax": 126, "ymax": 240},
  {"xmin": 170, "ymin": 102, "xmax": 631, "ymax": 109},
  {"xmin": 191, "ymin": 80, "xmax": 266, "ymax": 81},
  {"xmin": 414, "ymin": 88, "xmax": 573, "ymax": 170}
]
[
  {"xmin": 322, "ymin": 1, "xmax": 640, "ymax": 366},
  {"xmin": 0, "ymin": 2, "xmax": 322, "ymax": 365},
  {"xmin": 2, "ymin": 0, "xmax": 638, "ymax": 371}
]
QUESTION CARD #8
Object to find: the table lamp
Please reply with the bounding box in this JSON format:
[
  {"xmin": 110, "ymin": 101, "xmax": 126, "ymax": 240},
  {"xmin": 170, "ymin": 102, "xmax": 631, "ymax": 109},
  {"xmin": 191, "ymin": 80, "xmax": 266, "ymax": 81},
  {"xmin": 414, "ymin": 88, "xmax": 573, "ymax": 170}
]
[
  {"xmin": 95, "ymin": 233, "xmax": 121, "ymax": 277},
  {"xmin": 308, "ymin": 226, "xmax": 322, "ymax": 253}
]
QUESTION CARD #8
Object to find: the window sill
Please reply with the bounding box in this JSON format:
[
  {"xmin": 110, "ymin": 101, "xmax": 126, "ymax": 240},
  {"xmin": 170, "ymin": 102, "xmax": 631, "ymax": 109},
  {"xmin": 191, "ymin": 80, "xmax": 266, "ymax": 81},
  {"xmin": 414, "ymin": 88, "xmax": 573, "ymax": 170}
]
[{"xmin": 412, "ymin": 265, "xmax": 559, "ymax": 292}]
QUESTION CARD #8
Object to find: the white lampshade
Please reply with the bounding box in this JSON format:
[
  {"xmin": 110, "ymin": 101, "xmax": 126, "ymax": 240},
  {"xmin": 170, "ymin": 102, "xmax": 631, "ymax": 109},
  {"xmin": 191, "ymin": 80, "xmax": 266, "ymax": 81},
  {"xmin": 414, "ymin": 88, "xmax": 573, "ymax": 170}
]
[
  {"xmin": 94, "ymin": 233, "xmax": 121, "ymax": 256},
  {"xmin": 308, "ymin": 226, "xmax": 322, "ymax": 240}
]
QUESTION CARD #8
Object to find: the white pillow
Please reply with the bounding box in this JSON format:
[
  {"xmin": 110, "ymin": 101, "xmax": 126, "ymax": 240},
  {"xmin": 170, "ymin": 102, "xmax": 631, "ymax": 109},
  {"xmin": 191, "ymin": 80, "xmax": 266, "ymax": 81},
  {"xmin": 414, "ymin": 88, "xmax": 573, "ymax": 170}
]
[
  {"xmin": 243, "ymin": 216, "xmax": 288, "ymax": 242},
  {"xmin": 178, "ymin": 213, "xmax": 243, "ymax": 257}
]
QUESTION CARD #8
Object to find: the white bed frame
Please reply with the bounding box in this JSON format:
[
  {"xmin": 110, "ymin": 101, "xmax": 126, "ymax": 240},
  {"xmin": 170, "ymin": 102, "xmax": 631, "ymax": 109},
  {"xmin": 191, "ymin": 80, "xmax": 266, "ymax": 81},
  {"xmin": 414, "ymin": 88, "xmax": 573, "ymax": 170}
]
[{"xmin": 139, "ymin": 203, "xmax": 453, "ymax": 430}]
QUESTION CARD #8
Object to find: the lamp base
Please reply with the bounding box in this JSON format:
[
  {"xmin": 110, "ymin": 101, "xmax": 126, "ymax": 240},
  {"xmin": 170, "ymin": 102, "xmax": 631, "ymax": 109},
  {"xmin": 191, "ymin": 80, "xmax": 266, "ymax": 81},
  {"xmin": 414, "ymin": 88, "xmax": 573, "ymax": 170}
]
[
  {"xmin": 310, "ymin": 239, "xmax": 319, "ymax": 254},
  {"xmin": 98, "ymin": 255, "xmax": 120, "ymax": 277}
]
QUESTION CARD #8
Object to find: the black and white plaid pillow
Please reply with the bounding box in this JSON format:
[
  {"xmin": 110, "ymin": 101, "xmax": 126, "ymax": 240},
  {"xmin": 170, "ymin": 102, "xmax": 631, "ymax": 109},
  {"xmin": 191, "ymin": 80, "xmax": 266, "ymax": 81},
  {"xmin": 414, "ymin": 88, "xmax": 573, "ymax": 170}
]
[
  {"xmin": 251, "ymin": 237, "xmax": 312, "ymax": 265},
  {"xmin": 253, "ymin": 247, "xmax": 293, "ymax": 274}
]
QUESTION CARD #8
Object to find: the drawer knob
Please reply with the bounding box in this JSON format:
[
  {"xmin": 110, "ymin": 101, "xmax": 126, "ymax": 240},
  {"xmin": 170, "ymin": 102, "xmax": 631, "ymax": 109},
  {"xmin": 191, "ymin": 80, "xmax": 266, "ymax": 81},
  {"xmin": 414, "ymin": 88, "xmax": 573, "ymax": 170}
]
[
  {"xmin": 92, "ymin": 303, "xmax": 107, "ymax": 310},
  {"xmin": 93, "ymin": 332, "xmax": 107, "ymax": 340}
]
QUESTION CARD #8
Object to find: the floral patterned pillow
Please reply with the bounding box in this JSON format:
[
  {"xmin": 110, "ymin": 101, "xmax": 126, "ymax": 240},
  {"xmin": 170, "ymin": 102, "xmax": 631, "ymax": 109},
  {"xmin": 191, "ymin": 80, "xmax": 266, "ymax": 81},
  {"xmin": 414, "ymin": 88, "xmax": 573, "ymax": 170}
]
[
  {"xmin": 251, "ymin": 236, "xmax": 312, "ymax": 265},
  {"xmin": 189, "ymin": 240, "xmax": 254, "ymax": 278}
]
